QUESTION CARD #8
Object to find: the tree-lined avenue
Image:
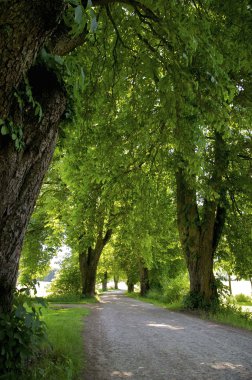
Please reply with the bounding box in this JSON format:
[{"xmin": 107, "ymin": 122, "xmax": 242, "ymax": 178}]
[{"xmin": 83, "ymin": 292, "xmax": 252, "ymax": 379}]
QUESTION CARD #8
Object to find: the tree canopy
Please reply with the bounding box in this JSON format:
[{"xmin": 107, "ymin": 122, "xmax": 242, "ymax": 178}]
[{"xmin": 0, "ymin": 0, "xmax": 251, "ymax": 314}]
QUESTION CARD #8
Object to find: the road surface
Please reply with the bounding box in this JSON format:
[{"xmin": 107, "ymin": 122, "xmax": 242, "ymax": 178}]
[{"xmin": 83, "ymin": 291, "xmax": 252, "ymax": 379}]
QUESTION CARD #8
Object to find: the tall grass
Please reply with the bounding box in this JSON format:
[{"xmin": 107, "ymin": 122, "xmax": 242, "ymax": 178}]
[
  {"xmin": 207, "ymin": 303, "xmax": 252, "ymax": 331},
  {"xmin": 22, "ymin": 306, "xmax": 89, "ymax": 380}
]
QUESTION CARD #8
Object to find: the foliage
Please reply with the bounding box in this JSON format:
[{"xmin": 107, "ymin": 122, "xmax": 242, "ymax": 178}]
[
  {"xmin": 183, "ymin": 291, "xmax": 220, "ymax": 312},
  {"xmin": 207, "ymin": 302, "xmax": 252, "ymax": 331},
  {"xmin": 48, "ymin": 254, "xmax": 81, "ymax": 296},
  {"xmin": 159, "ymin": 271, "xmax": 189, "ymax": 304},
  {"xmin": 18, "ymin": 0, "xmax": 252, "ymax": 310},
  {"xmin": 0, "ymin": 284, "xmax": 47, "ymax": 376},
  {"xmin": 17, "ymin": 306, "xmax": 89, "ymax": 380},
  {"xmin": 235, "ymin": 294, "xmax": 252, "ymax": 303}
]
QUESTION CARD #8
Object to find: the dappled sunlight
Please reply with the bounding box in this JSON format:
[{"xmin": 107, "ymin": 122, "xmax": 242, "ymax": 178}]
[
  {"xmin": 210, "ymin": 362, "xmax": 244, "ymax": 370},
  {"xmin": 111, "ymin": 370, "xmax": 134, "ymax": 378},
  {"xmin": 147, "ymin": 322, "xmax": 184, "ymax": 330}
]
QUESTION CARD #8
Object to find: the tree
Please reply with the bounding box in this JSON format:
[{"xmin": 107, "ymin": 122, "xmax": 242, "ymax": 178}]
[
  {"xmin": 0, "ymin": 0, "xmax": 160, "ymax": 312},
  {"xmin": 1, "ymin": 0, "xmax": 251, "ymax": 314}
]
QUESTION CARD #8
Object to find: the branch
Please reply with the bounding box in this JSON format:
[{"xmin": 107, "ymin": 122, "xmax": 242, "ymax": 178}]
[
  {"xmin": 48, "ymin": 0, "xmax": 159, "ymax": 56},
  {"xmin": 103, "ymin": 228, "xmax": 113, "ymax": 245},
  {"xmin": 92, "ymin": 0, "xmax": 159, "ymax": 22},
  {"xmin": 48, "ymin": 22, "xmax": 88, "ymax": 56}
]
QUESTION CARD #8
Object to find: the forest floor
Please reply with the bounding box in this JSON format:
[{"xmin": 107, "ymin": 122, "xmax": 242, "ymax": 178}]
[{"xmin": 82, "ymin": 291, "xmax": 252, "ymax": 380}]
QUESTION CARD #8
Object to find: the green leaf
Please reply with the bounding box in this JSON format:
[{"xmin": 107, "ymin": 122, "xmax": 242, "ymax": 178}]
[
  {"xmin": 74, "ymin": 5, "xmax": 83, "ymax": 26},
  {"xmin": 1, "ymin": 125, "xmax": 8, "ymax": 135},
  {"xmin": 90, "ymin": 15, "xmax": 98, "ymax": 33}
]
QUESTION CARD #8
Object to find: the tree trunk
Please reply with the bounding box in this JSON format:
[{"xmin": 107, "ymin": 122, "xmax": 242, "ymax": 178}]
[
  {"xmin": 102, "ymin": 271, "xmax": 108, "ymax": 291},
  {"xmin": 114, "ymin": 275, "xmax": 119, "ymax": 290},
  {"xmin": 79, "ymin": 229, "xmax": 112, "ymax": 297},
  {"xmin": 228, "ymin": 274, "xmax": 232, "ymax": 295},
  {"xmin": 127, "ymin": 280, "xmax": 134, "ymax": 293},
  {"xmin": 140, "ymin": 266, "xmax": 150, "ymax": 297},
  {"xmin": 0, "ymin": 66, "xmax": 66, "ymax": 313},
  {"xmin": 0, "ymin": 1, "xmax": 66, "ymax": 314},
  {"xmin": 176, "ymin": 132, "xmax": 228, "ymax": 309}
]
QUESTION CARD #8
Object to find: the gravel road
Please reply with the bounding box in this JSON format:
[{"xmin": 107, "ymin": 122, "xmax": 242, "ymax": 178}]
[{"xmin": 83, "ymin": 291, "xmax": 252, "ymax": 380}]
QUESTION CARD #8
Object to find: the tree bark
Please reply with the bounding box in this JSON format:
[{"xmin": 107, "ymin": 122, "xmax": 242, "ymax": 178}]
[
  {"xmin": 114, "ymin": 275, "xmax": 119, "ymax": 289},
  {"xmin": 176, "ymin": 132, "xmax": 228, "ymax": 309},
  {"xmin": 140, "ymin": 266, "xmax": 150, "ymax": 297},
  {"xmin": 0, "ymin": 1, "xmax": 67, "ymax": 314},
  {"xmin": 127, "ymin": 280, "xmax": 134, "ymax": 293},
  {"xmin": 0, "ymin": 66, "xmax": 66, "ymax": 313},
  {"xmin": 102, "ymin": 271, "xmax": 108, "ymax": 291},
  {"xmin": 79, "ymin": 229, "xmax": 112, "ymax": 297}
]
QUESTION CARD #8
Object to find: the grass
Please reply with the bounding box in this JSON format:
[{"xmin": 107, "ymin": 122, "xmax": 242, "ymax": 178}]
[
  {"xmin": 206, "ymin": 304, "xmax": 252, "ymax": 331},
  {"xmin": 126, "ymin": 291, "xmax": 183, "ymax": 311},
  {"xmin": 45, "ymin": 293, "xmax": 98, "ymax": 304},
  {"xmin": 22, "ymin": 305, "xmax": 90, "ymax": 380},
  {"xmin": 237, "ymin": 301, "xmax": 252, "ymax": 307},
  {"xmin": 127, "ymin": 291, "xmax": 252, "ymax": 331}
]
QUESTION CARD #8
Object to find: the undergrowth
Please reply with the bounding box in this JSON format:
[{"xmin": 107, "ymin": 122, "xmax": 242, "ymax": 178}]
[
  {"xmin": 0, "ymin": 284, "xmax": 90, "ymax": 380},
  {"xmin": 46, "ymin": 293, "xmax": 98, "ymax": 304},
  {"xmin": 127, "ymin": 291, "xmax": 252, "ymax": 331}
]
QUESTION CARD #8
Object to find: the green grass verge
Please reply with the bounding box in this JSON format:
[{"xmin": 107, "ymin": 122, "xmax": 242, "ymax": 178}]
[
  {"xmin": 126, "ymin": 292, "xmax": 183, "ymax": 311},
  {"xmin": 206, "ymin": 305, "xmax": 252, "ymax": 331},
  {"xmin": 127, "ymin": 292, "xmax": 252, "ymax": 331},
  {"xmin": 24, "ymin": 306, "xmax": 89, "ymax": 380},
  {"xmin": 45, "ymin": 293, "xmax": 98, "ymax": 304},
  {"xmin": 237, "ymin": 301, "xmax": 252, "ymax": 307}
]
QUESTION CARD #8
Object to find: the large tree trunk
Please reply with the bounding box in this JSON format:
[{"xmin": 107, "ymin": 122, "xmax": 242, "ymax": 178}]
[
  {"xmin": 176, "ymin": 132, "xmax": 228, "ymax": 309},
  {"xmin": 79, "ymin": 229, "xmax": 112, "ymax": 297},
  {"xmin": 0, "ymin": 1, "xmax": 66, "ymax": 314},
  {"xmin": 127, "ymin": 280, "xmax": 134, "ymax": 293},
  {"xmin": 0, "ymin": 66, "xmax": 66, "ymax": 313}
]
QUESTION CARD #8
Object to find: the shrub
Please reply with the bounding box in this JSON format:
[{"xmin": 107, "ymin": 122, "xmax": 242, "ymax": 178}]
[
  {"xmin": 48, "ymin": 256, "xmax": 81, "ymax": 296},
  {"xmin": 235, "ymin": 293, "xmax": 252, "ymax": 303},
  {"xmin": 162, "ymin": 272, "xmax": 189, "ymax": 303},
  {"xmin": 0, "ymin": 284, "xmax": 47, "ymax": 376}
]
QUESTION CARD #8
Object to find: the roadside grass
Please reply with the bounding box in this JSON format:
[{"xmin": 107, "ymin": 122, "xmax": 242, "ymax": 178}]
[
  {"xmin": 237, "ymin": 301, "xmax": 252, "ymax": 307},
  {"xmin": 22, "ymin": 305, "xmax": 89, "ymax": 380},
  {"xmin": 45, "ymin": 293, "xmax": 98, "ymax": 304},
  {"xmin": 206, "ymin": 305, "xmax": 252, "ymax": 331},
  {"xmin": 126, "ymin": 292, "xmax": 183, "ymax": 311},
  {"xmin": 127, "ymin": 292, "xmax": 252, "ymax": 331}
]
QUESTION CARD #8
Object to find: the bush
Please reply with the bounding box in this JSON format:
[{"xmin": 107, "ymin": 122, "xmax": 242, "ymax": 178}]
[
  {"xmin": 0, "ymin": 284, "xmax": 47, "ymax": 377},
  {"xmin": 183, "ymin": 290, "xmax": 219, "ymax": 311},
  {"xmin": 209, "ymin": 301, "xmax": 252, "ymax": 330},
  {"xmin": 48, "ymin": 256, "xmax": 81, "ymax": 296},
  {"xmin": 235, "ymin": 293, "xmax": 252, "ymax": 303},
  {"xmin": 162, "ymin": 272, "xmax": 189, "ymax": 303}
]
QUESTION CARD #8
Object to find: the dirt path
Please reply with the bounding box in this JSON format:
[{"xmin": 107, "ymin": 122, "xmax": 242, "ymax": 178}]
[{"xmin": 83, "ymin": 291, "xmax": 252, "ymax": 380}]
